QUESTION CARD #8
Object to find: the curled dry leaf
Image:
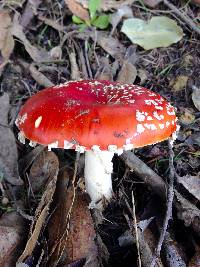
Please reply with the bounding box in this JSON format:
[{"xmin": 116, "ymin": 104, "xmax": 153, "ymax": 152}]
[
  {"xmin": 177, "ymin": 174, "xmax": 200, "ymax": 201},
  {"xmin": 0, "ymin": 10, "xmax": 14, "ymax": 69},
  {"xmin": 29, "ymin": 150, "xmax": 60, "ymax": 193},
  {"xmin": 0, "ymin": 93, "xmax": 23, "ymax": 185},
  {"xmin": 192, "ymin": 86, "xmax": 200, "ymax": 111},
  {"xmin": 65, "ymin": 0, "xmax": 90, "ymax": 21}
]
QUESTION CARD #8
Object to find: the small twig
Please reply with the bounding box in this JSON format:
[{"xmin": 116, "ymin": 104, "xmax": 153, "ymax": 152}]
[
  {"xmin": 150, "ymin": 138, "xmax": 175, "ymax": 267},
  {"xmin": 29, "ymin": 64, "xmax": 55, "ymax": 88},
  {"xmin": 132, "ymin": 191, "xmax": 142, "ymax": 267},
  {"xmin": 163, "ymin": 0, "xmax": 200, "ymax": 35},
  {"xmin": 20, "ymin": 0, "xmax": 42, "ymax": 28},
  {"xmin": 84, "ymin": 40, "xmax": 93, "ymax": 79},
  {"xmin": 69, "ymin": 51, "xmax": 81, "ymax": 80}
]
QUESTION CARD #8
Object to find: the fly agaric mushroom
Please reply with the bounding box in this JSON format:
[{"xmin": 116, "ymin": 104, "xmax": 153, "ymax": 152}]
[{"xmin": 15, "ymin": 80, "xmax": 178, "ymax": 208}]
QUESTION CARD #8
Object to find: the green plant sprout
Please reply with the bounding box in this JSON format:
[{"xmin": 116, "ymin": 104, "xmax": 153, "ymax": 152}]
[{"xmin": 72, "ymin": 0, "xmax": 110, "ymax": 30}]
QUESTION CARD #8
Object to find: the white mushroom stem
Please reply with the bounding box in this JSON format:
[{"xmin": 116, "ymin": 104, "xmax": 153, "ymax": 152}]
[{"xmin": 84, "ymin": 150, "xmax": 114, "ymax": 208}]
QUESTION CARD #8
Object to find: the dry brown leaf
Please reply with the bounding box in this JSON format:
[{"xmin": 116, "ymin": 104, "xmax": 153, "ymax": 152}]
[
  {"xmin": 0, "ymin": 226, "xmax": 22, "ymax": 265},
  {"xmin": 48, "ymin": 167, "xmax": 99, "ymax": 267},
  {"xmin": 18, "ymin": 145, "xmax": 44, "ymax": 174},
  {"xmin": 18, "ymin": 151, "xmax": 59, "ymax": 263},
  {"xmin": 117, "ymin": 61, "xmax": 137, "ymax": 84},
  {"xmin": 11, "ymin": 14, "xmax": 51, "ymax": 63},
  {"xmin": 0, "ymin": 93, "xmax": 23, "ymax": 185},
  {"xmin": 137, "ymin": 69, "xmax": 148, "ymax": 84},
  {"xmin": 117, "ymin": 46, "xmax": 137, "ymax": 85},
  {"xmin": 0, "ymin": 10, "xmax": 14, "ymax": 69},
  {"xmin": 175, "ymin": 190, "xmax": 200, "ymax": 234},
  {"xmin": 192, "ymin": 86, "xmax": 200, "ymax": 111},
  {"xmin": 179, "ymin": 109, "xmax": 195, "ymax": 125},
  {"xmin": 65, "ymin": 0, "xmax": 90, "ymax": 21},
  {"xmin": 95, "ymin": 57, "xmax": 114, "ymax": 81},
  {"xmin": 177, "ymin": 174, "xmax": 200, "ymax": 201},
  {"xmin": 88, "ymin": 31, "xmax": 126, "ymax": 59},
  {"xmin": 47, "ymin": 170, "xmax": 74, "ymax": 266},
  {"xmin": 29, "ymin": 150, "xmax": 59, "ymax": 193},
  {"xmin": 65, "ymin": 193, "xmax": 98, "ymax": 266},
  {"xmin": 0, "ymin": 211, "xmax": 25, "ymax": 266},
  {"xmin": 170, "ymin": 75, "xmax": 188, "ymax": 92}
]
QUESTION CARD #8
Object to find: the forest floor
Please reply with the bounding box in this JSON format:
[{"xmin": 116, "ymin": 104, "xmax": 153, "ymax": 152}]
[{"xmin": 0, "ymin": 0, "xmax": 200, "ymax": 266}]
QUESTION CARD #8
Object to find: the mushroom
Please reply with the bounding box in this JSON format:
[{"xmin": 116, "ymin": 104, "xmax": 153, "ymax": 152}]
[{"xmin": 15, "ymin": 80, "xmax": 178, "ymax": 208}]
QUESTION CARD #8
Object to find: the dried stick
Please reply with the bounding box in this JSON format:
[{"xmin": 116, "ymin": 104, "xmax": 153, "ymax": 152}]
[
  {"xmin": 163, "ymin": 0, "xmax": 200, "ymax": 35},
  {"xmin": 150, "ymin": 139, "xmax": 175, "ymax": 267},
  {"xmin": 132, "ymin": 191, "xmax": 142, "ymax": 267}
]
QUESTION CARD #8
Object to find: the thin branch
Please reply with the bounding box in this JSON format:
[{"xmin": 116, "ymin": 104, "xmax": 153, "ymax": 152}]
[
  {"xmin": 132, "ymin": 191, "xmax": 142, "ymax": 267},
  {"xmin": 150, "ymin": 138, "xmax": 175, "ymax": 267},
  {"xmin": 163, "ymin": 0, "xmax": 200, "ymax": 35}
]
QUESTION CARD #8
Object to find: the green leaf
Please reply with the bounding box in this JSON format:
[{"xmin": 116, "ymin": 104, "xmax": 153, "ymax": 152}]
[
  {"xmin": 121, "ymin": 16, "xmax": 183, "ymax": 50},
  {"xmin": 72, "ymin": 15, "xmax": 84, "ymax": 24},
  {"xmin": 78, "ymin": 24, "xmax": 87, "ymax": 32},
  {"xmin": 89, "ymin": 0, "xmax": 101, "ymax": 19},
  {"xmin": 92, "ymin": 15, "xmax": 110, "ymax": 29}
]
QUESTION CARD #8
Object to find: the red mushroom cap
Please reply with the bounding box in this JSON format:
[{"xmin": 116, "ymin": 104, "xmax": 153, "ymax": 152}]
[{"xmin": 16, "ymin": 80, "xmax": 178, "ymax": 151}]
